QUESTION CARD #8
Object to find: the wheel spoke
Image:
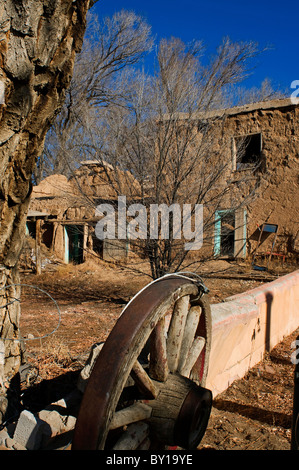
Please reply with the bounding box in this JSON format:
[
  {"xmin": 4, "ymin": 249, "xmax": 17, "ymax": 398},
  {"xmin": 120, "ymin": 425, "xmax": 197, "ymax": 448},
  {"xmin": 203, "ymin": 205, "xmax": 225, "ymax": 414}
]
[
  {"xmin": 109, "ymin": 402, "xmax": 152, "ymax": 430},
  {"xmin": 178, "ymin": 305, "xmax": 202, "ymax": 372},
  {"xmin": 149, "ymin": 317, "xmax": 169, "ymax": 381},
  {"xmin": 166, "ymin": 295, "xmax": 190, "ymax": 372},
  {"xmin": 72, "ymin": 276, "xmax": 211, "ymax": 451},
  {"xmin": 178, "ymin": 336, "xmax": 205, "ymax": 377},
  {"xmin": 131, "ymin": 360, "xmax": 159, "ymax": 399},
  {"xmin": 112, "ymin": 422, "xmax": 149, "ymax": 450}
]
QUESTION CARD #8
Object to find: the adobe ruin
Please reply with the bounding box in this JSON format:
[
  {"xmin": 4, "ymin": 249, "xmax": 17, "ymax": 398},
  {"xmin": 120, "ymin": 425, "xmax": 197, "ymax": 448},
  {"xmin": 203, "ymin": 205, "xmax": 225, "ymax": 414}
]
[{"xmin": 26, "ymin": 97, "xmax": 299, "ymax": 269}]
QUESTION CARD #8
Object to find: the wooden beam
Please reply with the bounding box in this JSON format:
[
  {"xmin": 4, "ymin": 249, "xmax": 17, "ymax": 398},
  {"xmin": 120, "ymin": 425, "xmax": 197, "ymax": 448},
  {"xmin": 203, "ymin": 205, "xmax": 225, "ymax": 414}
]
[
  {"xmin": 149, "ymin": 317, "xmax": 169, "ymax": 381},
  {"xmin": 35, "ymin": 218, "xmax": 42, "ymax": 275},
  {"xmin": 177, "ymin": 305, "xmax": 201, "ymax": 373},
  {"xmin": 112, "ymin": 422, "xmax": 149, "ymax": 450}
]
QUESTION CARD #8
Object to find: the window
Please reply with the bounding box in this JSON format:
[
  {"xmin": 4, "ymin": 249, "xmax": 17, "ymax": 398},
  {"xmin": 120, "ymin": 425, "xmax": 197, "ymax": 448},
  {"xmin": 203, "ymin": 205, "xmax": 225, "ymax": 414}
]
[{"xmin": 233, "ymin": 133, "xmax": 262, "ymax": 171}]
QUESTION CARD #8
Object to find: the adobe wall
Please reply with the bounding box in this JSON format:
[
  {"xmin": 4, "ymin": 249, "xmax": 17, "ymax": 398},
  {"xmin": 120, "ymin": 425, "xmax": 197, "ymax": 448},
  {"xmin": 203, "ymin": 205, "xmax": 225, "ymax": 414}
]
[
  {"xmin": 205, "ymin": 269, "xmax": 299, "ymax": 396},
  {"xmin": 182, "ymin": 100, "xmax": 299, "ymax": 261},
  {"xmin": 220, "ymin": 103, "xmax": 299, "ymax": 256}
]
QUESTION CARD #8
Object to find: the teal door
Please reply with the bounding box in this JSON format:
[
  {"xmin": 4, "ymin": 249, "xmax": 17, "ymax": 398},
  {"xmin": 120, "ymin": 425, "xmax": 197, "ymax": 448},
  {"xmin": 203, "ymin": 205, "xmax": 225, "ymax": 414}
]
[
  {"xmin": 65, "ymin": 225, "xmax": 84, "ymax": 264},
  {"xmin": 214, "ymin": 210, "xmax": 235, "ymax": 257}
]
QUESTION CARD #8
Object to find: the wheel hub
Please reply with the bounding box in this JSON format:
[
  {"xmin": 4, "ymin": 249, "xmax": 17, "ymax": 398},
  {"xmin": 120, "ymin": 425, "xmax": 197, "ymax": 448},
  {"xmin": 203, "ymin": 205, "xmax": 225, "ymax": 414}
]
[
  {"xmin": 149, "ymin": 373, "xmax": 212, "ymax": 449},
  {"xmin": 174, "ymin": 384, "xmax": 212, "ymax": 449}
]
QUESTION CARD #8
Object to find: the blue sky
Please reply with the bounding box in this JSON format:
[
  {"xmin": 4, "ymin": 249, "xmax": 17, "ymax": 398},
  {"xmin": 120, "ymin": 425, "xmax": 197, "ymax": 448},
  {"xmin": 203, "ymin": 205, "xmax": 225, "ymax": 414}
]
[{"xmin": 92, "ymin": 0, "xmax": 299, "ymax": 95}]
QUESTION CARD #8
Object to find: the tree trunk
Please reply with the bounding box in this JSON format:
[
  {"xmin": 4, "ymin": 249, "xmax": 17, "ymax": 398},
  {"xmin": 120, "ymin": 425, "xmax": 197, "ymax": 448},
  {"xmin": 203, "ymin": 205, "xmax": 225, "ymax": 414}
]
[{"xmin": 0, "ymin": 0, "xmax": 90, "ymax": 423}]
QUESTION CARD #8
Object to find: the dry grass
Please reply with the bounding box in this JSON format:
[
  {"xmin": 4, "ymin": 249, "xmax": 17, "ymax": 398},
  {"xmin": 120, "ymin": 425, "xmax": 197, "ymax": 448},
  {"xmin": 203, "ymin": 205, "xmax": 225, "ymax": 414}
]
[{"xmin": 25, "ymin": 337, "xmax": 84, "ymax": 385}]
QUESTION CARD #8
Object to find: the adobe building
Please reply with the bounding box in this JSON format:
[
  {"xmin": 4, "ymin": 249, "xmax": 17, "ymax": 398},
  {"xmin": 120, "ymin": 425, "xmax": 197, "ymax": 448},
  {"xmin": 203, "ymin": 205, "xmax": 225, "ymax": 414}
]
[
  {"xmin": 27, "ymin": 98, "xmax": 299, "ymax": 268},
  {"xmin": 179, "ymin": 99, "xmax": 299, "ymax": 260},
  {"xmin": 190, "ymin": 97, "xmax": 299, "ymax": 263},
  {"xmin": 27, "ymin": 161, "xmax": 138, "ymax": 267}
]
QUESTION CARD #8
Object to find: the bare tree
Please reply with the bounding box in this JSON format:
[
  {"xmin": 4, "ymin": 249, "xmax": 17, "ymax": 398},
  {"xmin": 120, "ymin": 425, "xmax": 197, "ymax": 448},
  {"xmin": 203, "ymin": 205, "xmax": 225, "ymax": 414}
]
[
  {"xmin": 225, "ymin": 77, "xmax": 287, "ymax": 107},
  {"xmin": 34, "ymin": 9, "xmax": 153, "ymax": 183},
  {"xmin": 55, "ymin": 36, "xmax": 264, "ymax": 279},
  {"xmin": 0, "ymin": 0, "xmax": 92, "ymax": 423}
]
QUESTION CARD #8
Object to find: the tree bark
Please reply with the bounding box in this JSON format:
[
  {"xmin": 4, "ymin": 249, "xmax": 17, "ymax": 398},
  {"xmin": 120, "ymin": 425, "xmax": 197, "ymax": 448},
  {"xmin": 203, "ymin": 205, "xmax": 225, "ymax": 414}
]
[{"xmin": 0, "ymin": 0, "xmax": 90, "ymax": 423}]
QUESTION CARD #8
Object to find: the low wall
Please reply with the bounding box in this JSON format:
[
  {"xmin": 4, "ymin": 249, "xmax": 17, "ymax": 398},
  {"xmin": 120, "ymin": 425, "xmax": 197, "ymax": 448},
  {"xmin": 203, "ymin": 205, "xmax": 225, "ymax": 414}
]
[{"xmin": 205, "ymin": 269, "xmax": 299, "ymax": 397}]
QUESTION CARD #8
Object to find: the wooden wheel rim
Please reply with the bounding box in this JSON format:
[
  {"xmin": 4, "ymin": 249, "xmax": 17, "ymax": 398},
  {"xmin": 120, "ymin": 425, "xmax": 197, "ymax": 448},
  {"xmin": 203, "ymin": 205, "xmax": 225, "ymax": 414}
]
[{"xmin": 72, "ymin": 274, "xmax": 212, "ymax": 450}]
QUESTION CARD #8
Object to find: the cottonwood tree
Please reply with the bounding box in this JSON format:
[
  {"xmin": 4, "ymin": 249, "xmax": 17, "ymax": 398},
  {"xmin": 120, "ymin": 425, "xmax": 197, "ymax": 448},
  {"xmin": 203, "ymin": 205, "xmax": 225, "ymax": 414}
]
[
  {"xmin": 54, "ymin": 36, "xmax": 265, "ymax": 279},
  {"xmin": 34, "ymin": 9, "xmax": 153, "ymax": 182},
  {"xmin": 225, "ymin": 77, "xmax": 286, "ymax": 108},
  {"xmin": 0, "ymin": 0, "xmax": 94, "ymax": 423}
]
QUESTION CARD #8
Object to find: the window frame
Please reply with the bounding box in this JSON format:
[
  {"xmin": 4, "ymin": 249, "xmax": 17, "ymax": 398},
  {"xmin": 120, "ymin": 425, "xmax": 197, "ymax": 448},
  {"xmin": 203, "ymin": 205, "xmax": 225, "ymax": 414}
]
[{"xmin": 232, "ymin": 132, "xmax": 262, "ymax": 171}]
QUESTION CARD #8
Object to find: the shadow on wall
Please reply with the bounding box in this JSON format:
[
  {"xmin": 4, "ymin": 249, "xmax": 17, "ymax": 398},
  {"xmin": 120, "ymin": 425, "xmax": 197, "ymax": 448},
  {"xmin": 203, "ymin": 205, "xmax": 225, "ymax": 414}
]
[{"xmin": 265, "ymin": 292, "xmax": 273, "ymax": 353}]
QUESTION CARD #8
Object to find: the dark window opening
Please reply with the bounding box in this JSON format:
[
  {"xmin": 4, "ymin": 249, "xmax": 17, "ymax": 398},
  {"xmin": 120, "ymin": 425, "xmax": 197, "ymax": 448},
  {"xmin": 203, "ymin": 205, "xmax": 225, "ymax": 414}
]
[
  {"xmin": 234, "ymin": 133, "xmax": 262, "ymax": 170},
  {"xmin": 42, "ymin": 223, "xmax": 53, "ymax": 249},
  {"xmin": 92, "ymin": 234, "xmax": 103, "ymax": 257},
  {"xmin": 26, "ymin": 221, "xmax": 36, "ymax": 238}
]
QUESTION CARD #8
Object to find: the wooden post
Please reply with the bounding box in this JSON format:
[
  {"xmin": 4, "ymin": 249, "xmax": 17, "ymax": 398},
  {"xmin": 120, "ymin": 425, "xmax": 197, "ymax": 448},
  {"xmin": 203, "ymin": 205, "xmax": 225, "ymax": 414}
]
[
  {"xmin": 83, "ymin": 224, "xmax": 88, "ymax": 262},
  {"xmin": 35, "ymin": 218, "xmax": 42, "ymax": 275}
]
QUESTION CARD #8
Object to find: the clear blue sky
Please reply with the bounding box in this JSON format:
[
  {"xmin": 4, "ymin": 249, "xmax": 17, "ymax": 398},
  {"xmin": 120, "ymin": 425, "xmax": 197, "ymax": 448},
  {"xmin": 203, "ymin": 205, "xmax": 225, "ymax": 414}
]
[{"xmin": 92, "ymin": 0, "xmax": 299, "ymax": 95}]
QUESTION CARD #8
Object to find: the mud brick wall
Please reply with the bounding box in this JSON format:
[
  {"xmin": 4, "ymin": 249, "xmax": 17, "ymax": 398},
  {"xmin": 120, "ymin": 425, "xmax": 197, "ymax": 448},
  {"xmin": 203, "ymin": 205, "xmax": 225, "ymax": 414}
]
[{"xmin": 220, "ymin": 100, "xmax": 299, "ymax": 257}]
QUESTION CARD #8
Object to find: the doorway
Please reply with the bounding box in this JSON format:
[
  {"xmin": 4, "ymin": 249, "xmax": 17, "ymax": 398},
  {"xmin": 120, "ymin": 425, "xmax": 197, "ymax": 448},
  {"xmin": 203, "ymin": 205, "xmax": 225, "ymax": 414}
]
[
  {"xmin": 214, "ymin": 209, "xmax": 247, "ymax": 258},
  {"xmin": 214, "ymin": 210, "xmax": 235, "ymax": 257},
  {"xmin": 64, "ymin": 225, "xmax": 84, "ymax": 264}
]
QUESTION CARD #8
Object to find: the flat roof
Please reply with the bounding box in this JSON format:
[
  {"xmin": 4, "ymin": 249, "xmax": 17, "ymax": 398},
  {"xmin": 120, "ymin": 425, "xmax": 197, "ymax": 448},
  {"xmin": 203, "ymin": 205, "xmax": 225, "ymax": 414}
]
[
  {"xmin": 27, "ymin": 210, "xmax": 49, "ymax": 218},
  {"xmin": 216, "ymin": 97, "xmax": 299, "ymax": 117},
  {"xmin": 162, "ymin": 97, "xmax": 299, "ymax": 122}
]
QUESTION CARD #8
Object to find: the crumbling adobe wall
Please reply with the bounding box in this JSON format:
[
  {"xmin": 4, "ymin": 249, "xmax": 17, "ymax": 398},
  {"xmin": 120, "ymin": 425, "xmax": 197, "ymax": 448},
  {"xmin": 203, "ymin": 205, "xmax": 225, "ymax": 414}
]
[
  {"xmin": 30, "ymin": 174, "xmax": 95, "ymax": 220},
  {"xmin": 70, "ymin": 161, "xmax": 142, "ymax": 200},
  {"xmin": 183, "ymin": 101, "xmax": 298, "ymax": 261},
  {"xmin": 219, "ymin": 101, "xmax": 299, "ymax": 257}
]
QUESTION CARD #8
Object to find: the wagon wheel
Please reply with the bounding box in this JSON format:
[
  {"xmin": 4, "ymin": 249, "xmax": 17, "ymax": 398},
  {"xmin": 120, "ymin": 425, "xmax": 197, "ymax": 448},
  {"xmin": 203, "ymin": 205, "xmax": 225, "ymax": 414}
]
[{"xmin": 72, "ymin": 273, "xmax": 212, "ymax": 450}]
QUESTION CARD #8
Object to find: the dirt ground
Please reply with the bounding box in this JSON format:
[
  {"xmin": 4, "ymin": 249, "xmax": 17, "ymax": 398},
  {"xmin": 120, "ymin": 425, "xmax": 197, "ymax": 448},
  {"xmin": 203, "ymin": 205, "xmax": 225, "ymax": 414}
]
[
  {"xmin": 199, "ymin": 331, "xmax": 297, "ymax": 450},
  {"xmin": 16, "ymin": 257, "xmax": 298, "ymax": 451}
]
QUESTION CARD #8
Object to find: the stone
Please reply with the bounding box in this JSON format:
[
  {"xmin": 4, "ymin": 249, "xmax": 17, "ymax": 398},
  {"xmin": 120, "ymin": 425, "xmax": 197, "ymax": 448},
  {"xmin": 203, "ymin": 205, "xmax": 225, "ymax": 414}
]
[
  {"xmin": 0, "ymin": 428, "xmax": 10, "ymax": 446},
  {"xmin": 38, "ymin": 409, "xmax": 65, "ymax": 437},
  {"xmin": 5, "ymin": 436, "xmax": 26, "ymax": 450},
  {"xmin": 77, "ymin": 342, "xmax": 104, "ymax": 393},
  {"xmin": 13, "ymin": 410, "xmax": 46, "ymax": 450}
]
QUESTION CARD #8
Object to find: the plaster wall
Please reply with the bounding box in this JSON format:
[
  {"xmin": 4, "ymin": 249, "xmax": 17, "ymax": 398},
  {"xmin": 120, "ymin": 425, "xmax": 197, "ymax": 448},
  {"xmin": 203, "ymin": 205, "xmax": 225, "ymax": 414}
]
[{"xmin": 206, "ymin": 269, "xmax": 299, "ymax": 396}]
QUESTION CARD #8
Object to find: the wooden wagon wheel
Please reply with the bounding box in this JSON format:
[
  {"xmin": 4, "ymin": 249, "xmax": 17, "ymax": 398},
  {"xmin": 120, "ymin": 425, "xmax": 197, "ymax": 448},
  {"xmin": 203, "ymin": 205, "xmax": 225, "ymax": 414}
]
[{"xmin": 72, "ymin": 273, "xmax": 212, "ymax": 450}]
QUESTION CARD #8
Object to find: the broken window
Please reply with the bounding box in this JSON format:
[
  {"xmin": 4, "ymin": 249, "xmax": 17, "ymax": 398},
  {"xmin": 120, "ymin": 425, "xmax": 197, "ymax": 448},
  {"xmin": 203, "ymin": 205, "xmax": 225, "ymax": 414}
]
[{"xmin": 233, "ymin": 133, "xmax": 262, "ymax": 170}]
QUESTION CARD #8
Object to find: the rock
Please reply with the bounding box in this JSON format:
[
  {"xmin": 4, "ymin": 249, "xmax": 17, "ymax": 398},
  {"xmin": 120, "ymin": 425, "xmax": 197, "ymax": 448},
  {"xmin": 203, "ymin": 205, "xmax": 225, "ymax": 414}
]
[
  {"xmin": 0, "ymin": 428, "xmax": 10, "ymax": 446},
  {"xmin": 77, "ymin": 342, "xmax": 104, "ymax": 393},
  {"xmin": 13, "ymin": 410, "xmax": 46, "ymax": 450},
  {"xmin": 11, "ymin": 390, "xmax": 81, "ymax": 450},
  {"xmin": 264, "ymin": 364, "xmax": 276, "ymax": 375},
  {"xmin": 5, "ymin": 436, "xmax": 27, "ymax": 450}
]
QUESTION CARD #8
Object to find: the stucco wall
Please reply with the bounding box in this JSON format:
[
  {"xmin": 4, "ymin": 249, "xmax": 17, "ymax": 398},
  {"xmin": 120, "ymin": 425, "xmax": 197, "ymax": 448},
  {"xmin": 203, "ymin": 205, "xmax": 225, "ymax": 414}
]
[{"xmin": 206, "ymin": 269, "xmax": 299, "ymax": 396}]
